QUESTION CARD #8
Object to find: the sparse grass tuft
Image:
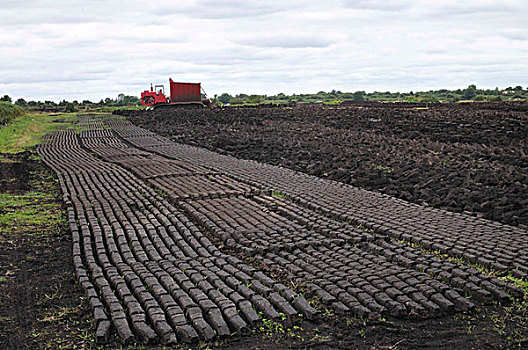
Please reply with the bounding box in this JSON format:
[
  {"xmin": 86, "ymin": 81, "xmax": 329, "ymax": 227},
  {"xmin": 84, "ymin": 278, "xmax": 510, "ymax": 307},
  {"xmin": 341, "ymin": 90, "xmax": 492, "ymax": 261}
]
[{"xmin": 272, "ymin": 190, "xmax": 288, "ymax": 199}]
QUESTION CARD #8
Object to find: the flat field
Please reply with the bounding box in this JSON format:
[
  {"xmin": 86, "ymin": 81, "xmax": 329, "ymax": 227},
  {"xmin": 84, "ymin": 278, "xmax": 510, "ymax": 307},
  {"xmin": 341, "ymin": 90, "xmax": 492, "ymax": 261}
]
[{"xmin": 1, "ymin": 105, "xmax": 527, "ymax": 349}]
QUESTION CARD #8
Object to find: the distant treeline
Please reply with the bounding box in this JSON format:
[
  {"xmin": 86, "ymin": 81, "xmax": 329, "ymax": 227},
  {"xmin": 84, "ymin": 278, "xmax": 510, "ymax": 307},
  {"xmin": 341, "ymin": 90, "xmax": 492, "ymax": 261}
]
[
  {"xmin": 2, "ymin": 85, "xmax": 527, "ymax": 109},
  {"xmin": 0, "ymin": 93, "xmax": 140, "ymax": 109},
  {"xmin": 215, "ymin": 84, "xmax": 528, "ymax": 104}
]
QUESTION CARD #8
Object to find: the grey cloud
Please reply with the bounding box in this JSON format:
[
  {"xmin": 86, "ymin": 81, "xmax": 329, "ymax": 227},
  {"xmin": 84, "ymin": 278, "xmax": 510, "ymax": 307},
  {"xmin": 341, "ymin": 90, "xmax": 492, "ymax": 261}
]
[
  {"xmin": 235, "ymin": 35, "xmax": 333, "ymax": 48},
  {"xmin": 151, "ymin": 0, "xmax": 298, "ymax": 19},
  {"xmin": 341, "ymin": 0, "xmax": 413, "ymax": 12},
  {"xmin": 2, "ymin": 75, "xmax": 105, "ymax": 85},
  {"xmin": 501, "ymin": 32, "xmax": 528, "ymax": 41},
  {"xmin": 425, "ymin": 2, "xmax": 521, "ymax": 19}
]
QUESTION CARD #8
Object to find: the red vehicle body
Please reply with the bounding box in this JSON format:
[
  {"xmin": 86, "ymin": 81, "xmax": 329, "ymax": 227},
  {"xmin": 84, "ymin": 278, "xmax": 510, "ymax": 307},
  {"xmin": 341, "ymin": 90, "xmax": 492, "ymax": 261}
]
[{"xmin": 141, "ymin": 78, "xmax": 210, "ymax": 108}]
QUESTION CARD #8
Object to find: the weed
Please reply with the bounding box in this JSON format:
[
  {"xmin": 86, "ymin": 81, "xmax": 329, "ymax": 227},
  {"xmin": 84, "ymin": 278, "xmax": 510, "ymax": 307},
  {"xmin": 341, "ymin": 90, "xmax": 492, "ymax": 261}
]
[
  {"xmin": 358, "ymin": 328, "xmax": 367, "ymax": 338},
  {"xmin": 375, "ymin": 165, "xmax": 393, "ymax": 173},
  {"xmin": 322, "ymin": 308, "xmax": 335, "ymax": 317},
  {"xmin": 272, "ymin": 190, "xmax": 288, "ymax": 200}
]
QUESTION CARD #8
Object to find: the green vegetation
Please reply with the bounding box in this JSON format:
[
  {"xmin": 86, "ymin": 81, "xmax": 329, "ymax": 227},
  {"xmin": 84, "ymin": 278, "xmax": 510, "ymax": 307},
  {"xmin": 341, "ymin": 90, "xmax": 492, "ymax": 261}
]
[
  {"xmin": 272, "ymin": 190, "xmax": 288, "ymax": 199},
  {"xmin": 0, "ymin": 101, "xmax": 25, "ymax": 124},
  {"xmin": 0, "ymin": 192, "xmax": 65, "ymax": 229},
  {"xmin": 0, "ymin": 112, "xmax": 77, "ymax": 153},
  {"xmin": 254, "ymin": 312, "xmax": 304, "ymax": 341},
  {"xmin": 215, "ymin": 84, "xmax": 528, "ymax": 105},
  {"xmin": 375, "ymin": 165, "xmax": 393, "ymax": 173},
  {"xmin": 64, "ymin": 102, "xmax": 76, "ymax": 113},
  {"xmin": 2, "ymin": 84, "xmax": 526, "ymax": 111},
  {"xmin": 0, "ymin": 93, "xmax": 142, "ymax": 114}
]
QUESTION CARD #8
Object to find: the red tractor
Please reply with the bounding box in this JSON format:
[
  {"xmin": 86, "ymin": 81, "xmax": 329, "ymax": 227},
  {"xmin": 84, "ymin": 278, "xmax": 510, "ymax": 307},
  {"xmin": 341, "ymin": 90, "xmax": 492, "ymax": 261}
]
[{"xmin": 141, "ymin": 78, "xmax": 211, "ymax": 108}]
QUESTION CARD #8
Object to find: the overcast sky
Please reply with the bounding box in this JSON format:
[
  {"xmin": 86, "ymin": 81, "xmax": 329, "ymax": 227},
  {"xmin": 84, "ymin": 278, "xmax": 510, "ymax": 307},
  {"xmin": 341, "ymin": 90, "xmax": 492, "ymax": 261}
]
[{"xmin": 1, "ymin": 0, "xmax": 527, "ymax": 101}]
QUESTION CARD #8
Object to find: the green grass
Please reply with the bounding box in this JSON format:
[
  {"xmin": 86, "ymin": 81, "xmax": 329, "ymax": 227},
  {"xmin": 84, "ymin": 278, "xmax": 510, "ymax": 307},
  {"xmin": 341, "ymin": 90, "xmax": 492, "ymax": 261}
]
[
  {"xmin": 0, "ymin": 112, "xmax": 77, "ymax": 153},
  {"xmin": 0, "ymin": 192, "xmax": 65, "ymax": 233},
  {"xmin": 375, "ymin": 165, "xmax": 393, "ymax": 173},
  {"xmin": 271, "ymin": 190, "xmax": 288, "ymax": 199}
]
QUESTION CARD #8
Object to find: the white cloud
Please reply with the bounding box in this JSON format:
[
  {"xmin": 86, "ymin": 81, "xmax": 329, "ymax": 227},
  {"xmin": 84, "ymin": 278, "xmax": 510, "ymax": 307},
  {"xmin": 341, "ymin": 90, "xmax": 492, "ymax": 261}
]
[{"xmin": 0, "ymin": 0, "xmax": 526, "ymax": 101}]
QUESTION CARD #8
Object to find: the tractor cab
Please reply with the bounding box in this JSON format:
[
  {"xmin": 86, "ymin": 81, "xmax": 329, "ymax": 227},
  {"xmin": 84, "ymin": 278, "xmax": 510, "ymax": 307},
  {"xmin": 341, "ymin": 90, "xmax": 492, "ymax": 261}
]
[
  {"xmin": 154, "ymin": 84, "xmax": 165, "ymax": 96},
  {"xmin": 141, "ymin": 83, "xmax": 168, "ymax": 106}
]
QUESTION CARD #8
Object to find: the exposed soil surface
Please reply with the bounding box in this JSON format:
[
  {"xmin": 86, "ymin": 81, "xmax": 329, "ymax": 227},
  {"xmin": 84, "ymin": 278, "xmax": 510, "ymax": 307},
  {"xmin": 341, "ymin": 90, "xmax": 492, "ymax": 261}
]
[
  {"xmin": 35, "ymin": 115, "xmax": 528, "ymax": 349},
  {"xmin": 0, "ymin": 152, "xmax": 35, "ymax": 193},
  {"xmin": 0, "ymin": 151, "xmax": 96, "ymax": 349},
  {"xmin": 117, "ymin": 102, "xmax": 528, "ymax": 228},
  {"xmin": 2, "ymin": 106, "xmax": 527, "ymax": 349}
]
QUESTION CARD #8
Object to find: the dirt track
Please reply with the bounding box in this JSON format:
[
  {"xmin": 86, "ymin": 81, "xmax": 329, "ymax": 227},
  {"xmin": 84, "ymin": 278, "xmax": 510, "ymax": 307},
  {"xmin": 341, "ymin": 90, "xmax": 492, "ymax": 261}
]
[{"xmin": 32, "ymin": 113, "xmax": 528, "ymax": 347}]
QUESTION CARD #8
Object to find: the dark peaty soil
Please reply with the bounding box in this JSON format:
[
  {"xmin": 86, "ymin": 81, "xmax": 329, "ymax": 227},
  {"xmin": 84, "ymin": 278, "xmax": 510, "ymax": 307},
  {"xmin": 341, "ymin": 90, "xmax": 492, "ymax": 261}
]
[
  {"xmin": 0, "ymin": 147, "xmax": 526, "ymax": 349},
  {"xmin": 117, "ymin": 102, "xmax": 528, "ymax": 229},
  {"xmin": 0, "ymin": 151, "xmax": 95, "ymax": 349}
]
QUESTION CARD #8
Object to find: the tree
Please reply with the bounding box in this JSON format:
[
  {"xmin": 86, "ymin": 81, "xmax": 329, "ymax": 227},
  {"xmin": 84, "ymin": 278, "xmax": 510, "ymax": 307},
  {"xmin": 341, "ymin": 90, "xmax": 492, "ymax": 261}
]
[
  {"xmin": 353, "ymin": 91, "xmax": 364, "ymax": 101},
  {"xmin": 276, "ymin": 93, "xmax": 287, "ymax": 100},
  {"xmin": 15, "ymin": 98, "xmax": 27, "ymax": 106},
  {"xmin": 116, "ymin": 94, "xmax": 140, "ymax": 106},
  {"xmin": 217, "ymin": 93, "xmax": 233, "ymax": 104},
  {"xmin": 65, "ymin": 102, "xmax": 76, "ymax": 112},
  {"xmin": 246, "ymin": 95, "xmax": 264, "ymax": 104},
  {"xmin": 462, "ymin": 84, "xmax": 477, "ymax": 100},
  {"xmin": 1, "ymin": 95, "xmax": 11, "ymax": 102}
]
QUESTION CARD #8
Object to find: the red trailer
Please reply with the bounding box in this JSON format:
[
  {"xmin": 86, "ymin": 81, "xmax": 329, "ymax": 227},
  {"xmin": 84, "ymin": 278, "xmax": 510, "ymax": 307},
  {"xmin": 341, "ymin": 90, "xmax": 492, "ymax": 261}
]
[{"xmin": 141, "ymin": 78, "xmax": 210, "ymax": 108}]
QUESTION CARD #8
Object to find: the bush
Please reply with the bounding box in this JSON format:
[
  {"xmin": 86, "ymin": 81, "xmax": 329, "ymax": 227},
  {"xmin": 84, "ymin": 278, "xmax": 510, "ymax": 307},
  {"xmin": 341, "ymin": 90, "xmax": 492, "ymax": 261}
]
[
  {"xmin": 0, "ymin": 101, "xmax": 25, "ymax": 124},
  {"xmin": 65, "ymin": 102, "xmax": 76, "ymax": 113},
  {"xmin": 488, "ymin": 95, "xmax": 502, "ymax": 102}
]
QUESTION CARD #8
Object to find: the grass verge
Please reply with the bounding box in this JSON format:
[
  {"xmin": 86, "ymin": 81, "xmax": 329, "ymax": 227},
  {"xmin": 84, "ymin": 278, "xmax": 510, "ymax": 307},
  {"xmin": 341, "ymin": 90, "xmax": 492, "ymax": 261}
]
[{"xmin": 0, "ymin": 112, "xmax": 77, "ymax": 153}]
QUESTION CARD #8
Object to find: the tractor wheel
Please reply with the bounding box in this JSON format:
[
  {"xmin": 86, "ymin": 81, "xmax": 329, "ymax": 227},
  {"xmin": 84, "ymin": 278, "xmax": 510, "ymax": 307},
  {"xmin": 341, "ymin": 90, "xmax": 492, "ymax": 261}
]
[{"xmin": 142, "ymin": 96, "xmax": 155, "ymax": 106}]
